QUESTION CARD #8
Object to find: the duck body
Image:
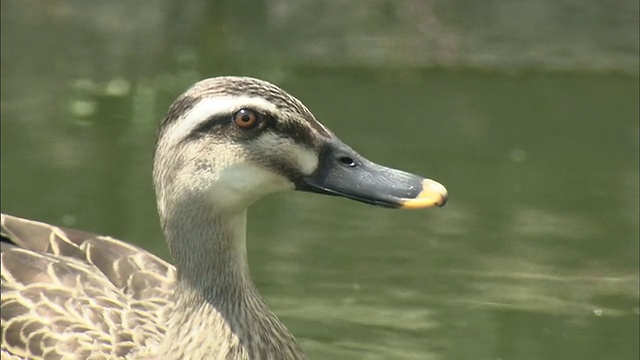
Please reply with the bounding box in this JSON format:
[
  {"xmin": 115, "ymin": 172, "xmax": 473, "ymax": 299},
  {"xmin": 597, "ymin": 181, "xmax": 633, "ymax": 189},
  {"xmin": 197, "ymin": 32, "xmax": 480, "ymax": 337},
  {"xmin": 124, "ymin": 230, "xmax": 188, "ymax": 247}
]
[
  {"xmin": 1, "ymin": 214, "xmax": 303, "ymax": 360},
  {"xmin": 1, "ymin": 214, "xmax": 175, "ymax": 359},
  {"xmin": 1, "ymin": 76, "xmax": 447, "ymax": 359}
]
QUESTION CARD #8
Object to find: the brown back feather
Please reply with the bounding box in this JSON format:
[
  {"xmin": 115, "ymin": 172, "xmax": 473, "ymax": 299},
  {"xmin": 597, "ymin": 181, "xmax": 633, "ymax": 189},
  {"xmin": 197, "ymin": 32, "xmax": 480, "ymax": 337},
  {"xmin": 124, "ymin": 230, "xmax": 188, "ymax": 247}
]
[{"xmin": 1, "ymin": 213, "xmax": 176, "ymax": 359}]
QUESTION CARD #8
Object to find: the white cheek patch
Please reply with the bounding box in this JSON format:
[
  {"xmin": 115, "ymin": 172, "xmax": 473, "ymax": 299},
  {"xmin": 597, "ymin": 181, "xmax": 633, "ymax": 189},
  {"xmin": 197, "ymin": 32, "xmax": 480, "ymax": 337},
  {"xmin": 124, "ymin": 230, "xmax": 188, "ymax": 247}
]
[
  {"xmin": 256, "ymin": 133, "xmax": 319, "ymax": 176},
  {"xmin": 208, "ymin": 162, "xmax": 295, "ymax": 212},
  {"xmin": 176, "ymin": 134, "xmax": 318, "ymax": 212},
  {"xmin": 292, "ymin": 146, "xmax": 318, "ymax": 175},
  {"xmin": 165, "ymin": 96, "xmax": 278, "ymax": 146}
]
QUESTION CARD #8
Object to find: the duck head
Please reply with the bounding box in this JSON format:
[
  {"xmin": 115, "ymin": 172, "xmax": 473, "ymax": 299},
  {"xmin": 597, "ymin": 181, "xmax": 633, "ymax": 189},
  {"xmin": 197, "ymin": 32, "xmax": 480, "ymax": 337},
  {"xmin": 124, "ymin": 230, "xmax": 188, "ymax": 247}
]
[{"xmin": 153, "ymin": 76, "xmax": 447, "ymax": 217}]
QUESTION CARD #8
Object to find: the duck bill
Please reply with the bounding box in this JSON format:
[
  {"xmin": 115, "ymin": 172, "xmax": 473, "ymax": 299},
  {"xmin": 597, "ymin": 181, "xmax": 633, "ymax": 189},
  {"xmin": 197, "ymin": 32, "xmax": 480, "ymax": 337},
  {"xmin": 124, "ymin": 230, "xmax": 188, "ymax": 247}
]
[{"xmin": 296, "ymin": 139, "xmax": 448, "ymax": 209}]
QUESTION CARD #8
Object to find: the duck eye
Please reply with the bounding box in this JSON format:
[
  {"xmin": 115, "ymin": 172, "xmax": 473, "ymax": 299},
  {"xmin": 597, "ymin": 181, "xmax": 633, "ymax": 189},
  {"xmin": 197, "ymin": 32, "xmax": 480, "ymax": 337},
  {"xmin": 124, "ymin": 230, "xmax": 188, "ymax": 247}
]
[{"xmin": 233, "ymin": 109, "xmax": 258, "ymax": 129}]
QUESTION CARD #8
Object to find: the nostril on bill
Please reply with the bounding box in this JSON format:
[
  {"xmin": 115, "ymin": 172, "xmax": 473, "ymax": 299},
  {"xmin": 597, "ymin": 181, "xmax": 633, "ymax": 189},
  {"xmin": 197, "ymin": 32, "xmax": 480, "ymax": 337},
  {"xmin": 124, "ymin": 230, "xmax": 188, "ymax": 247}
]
[{"xmin": 338, "ymin": 156, "xmax": 356, "ymax": 167}]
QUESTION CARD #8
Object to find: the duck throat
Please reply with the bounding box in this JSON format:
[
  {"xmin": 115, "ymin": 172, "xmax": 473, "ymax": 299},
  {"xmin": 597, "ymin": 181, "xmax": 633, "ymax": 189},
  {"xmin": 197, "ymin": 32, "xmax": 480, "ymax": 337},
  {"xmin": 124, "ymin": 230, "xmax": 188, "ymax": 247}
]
[
  {"xmin": 161, "ymin": 194, "xmax": 257, "ymax": 311},
  {"xmin": 165, "ymin": 207, "xmax": 250, "ymax": 290},
  {"xmin": 159, "ymin": 200, "xmax": 307, "ymax": 359}
]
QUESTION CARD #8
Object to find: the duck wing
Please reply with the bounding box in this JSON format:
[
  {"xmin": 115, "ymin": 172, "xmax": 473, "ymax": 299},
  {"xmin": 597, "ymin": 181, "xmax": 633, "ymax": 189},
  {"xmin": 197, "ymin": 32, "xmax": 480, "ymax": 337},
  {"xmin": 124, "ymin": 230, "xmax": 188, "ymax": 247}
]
[{"xmin": 1, "ymin": 213, "xmax": 176, "ymax": 359}]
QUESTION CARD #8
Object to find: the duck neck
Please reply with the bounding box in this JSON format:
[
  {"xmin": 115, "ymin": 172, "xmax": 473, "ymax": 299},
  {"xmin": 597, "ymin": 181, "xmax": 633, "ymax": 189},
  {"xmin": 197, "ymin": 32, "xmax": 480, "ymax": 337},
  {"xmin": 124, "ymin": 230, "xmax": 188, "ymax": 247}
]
[
  {"xmin": 167, "ymin": 207, "xmax": 250, "ymax": 292},
  {"xmin": 159, "ymin": 200, "xmax": 306, "ymax": 359}
]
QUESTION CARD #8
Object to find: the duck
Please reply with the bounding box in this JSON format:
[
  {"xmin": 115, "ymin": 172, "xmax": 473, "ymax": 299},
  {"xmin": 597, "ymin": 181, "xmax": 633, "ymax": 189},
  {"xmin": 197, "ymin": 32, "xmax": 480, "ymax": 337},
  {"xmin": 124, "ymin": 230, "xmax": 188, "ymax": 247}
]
[{"xmin": 0, "ymin": 76, "xmax": 448, "ymax": 360}]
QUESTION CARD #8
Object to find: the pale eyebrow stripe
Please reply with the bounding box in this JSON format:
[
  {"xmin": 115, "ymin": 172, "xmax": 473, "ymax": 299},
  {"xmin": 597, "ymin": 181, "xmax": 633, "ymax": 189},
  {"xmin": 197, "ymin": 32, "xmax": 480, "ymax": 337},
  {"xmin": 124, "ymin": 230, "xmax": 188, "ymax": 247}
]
[{"xmin": 163, "ymin": 96, "xmax": 278, "ymax": 145}]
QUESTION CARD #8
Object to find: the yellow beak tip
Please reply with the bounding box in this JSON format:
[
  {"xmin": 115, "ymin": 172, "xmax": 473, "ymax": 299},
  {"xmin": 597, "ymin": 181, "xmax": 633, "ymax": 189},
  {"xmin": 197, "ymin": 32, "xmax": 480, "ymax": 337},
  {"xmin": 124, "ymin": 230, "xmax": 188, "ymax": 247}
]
[{"xmin": 400, "ymin": 179, "xmax": 448, "ymax": 209}]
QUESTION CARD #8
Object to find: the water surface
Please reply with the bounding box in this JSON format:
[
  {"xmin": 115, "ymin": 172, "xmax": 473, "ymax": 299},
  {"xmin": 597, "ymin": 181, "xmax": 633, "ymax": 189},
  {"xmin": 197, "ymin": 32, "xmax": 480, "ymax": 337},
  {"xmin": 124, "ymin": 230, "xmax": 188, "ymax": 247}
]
[{"xmin": 1, "ymin": 3, "xmax": 638, "ymax": 360}]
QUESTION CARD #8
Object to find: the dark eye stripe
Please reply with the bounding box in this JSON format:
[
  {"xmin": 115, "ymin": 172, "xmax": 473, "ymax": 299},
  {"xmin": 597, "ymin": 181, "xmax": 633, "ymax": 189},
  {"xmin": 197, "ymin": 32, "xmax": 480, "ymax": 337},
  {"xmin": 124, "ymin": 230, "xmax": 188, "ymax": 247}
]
[
  {"xmin": 190, "ymin": 115, "xmax": 228, "ymax": 136},
  {"xmin": 181, "ymin": 107, "xmax": 321, "ymax": 151},
  {"xmin": 274, "ymin": 120, "xmax": 319, "ymax": 149},
  {"xmin": 183, "ymin": 109, "xmax": 272, "ymax": 143}
]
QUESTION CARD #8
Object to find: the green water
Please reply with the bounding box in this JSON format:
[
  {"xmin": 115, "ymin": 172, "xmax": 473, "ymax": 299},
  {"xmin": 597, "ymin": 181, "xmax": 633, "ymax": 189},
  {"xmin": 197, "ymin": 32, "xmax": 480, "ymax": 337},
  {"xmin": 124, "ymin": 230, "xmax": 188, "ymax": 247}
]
[
  {"xmin": 3, "ymin": 69, "xmax": 637, "ymax": 360},
  {"xmin": 1, "ymin": 3, "xmax": 638, "ymax": 360}
]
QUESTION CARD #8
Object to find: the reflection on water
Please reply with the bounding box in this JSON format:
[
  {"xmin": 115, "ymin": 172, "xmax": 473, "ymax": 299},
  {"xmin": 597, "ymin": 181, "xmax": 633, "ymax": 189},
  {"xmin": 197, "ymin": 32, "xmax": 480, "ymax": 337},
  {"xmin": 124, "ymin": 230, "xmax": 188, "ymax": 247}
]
[{"xmin": 2, "ymin": 65, "xmax": 638, "ymax": 360}]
